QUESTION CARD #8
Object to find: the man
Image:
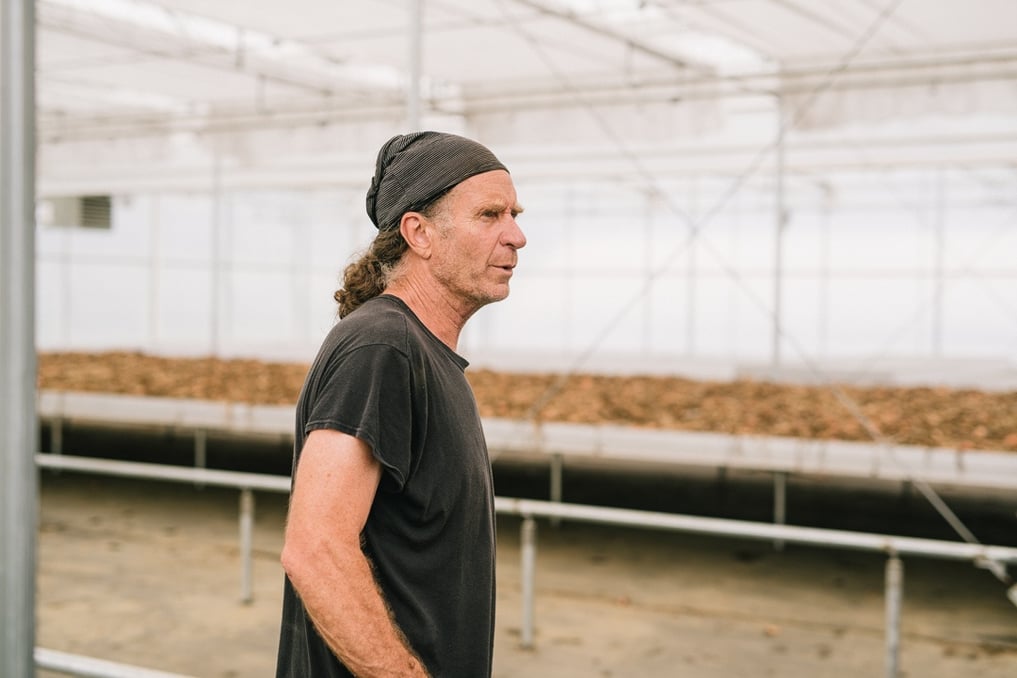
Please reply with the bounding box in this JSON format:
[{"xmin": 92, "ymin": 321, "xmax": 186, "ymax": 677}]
[{"xmin": 276, "ymin": 131, "xmax": 526, "ymax": 678}]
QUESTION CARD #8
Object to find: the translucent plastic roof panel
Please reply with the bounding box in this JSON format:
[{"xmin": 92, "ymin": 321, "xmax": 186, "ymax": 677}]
[{"xmin": 34, "ymin": 0, "xmax": 1017, "ymax": 164}]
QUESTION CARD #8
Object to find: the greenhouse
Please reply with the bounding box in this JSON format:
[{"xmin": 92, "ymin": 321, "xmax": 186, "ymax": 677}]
[{"xmin": 4, "ymin": 1, "xmax": 1017, "ymax": 676}]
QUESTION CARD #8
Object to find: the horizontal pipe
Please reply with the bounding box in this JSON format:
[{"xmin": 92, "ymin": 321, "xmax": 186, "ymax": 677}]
[
  {"xmin": 493, "ymin": 497, "xmax": 1017, "ymax": 564},
  {"xmin": 37, "ymin": 453, "xmax": 1017, "ymax": 565},
  {"xmin": 36, "ymin": 453, "xmax": 291, "ymax": 493},
  {"xmin": 35, "ymin": 648, "xmax": 196, "ymax": 678}
]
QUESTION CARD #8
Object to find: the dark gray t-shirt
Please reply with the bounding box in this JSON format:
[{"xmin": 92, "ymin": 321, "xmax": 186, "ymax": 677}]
[{"xmin": 276, "ymin": 295, "xmax": 496, "ymax": 678}]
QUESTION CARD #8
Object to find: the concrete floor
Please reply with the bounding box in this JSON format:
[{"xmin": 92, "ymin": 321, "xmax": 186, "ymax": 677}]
[{"xmin": 35, "ymin": 469, "xmax": 1017, "ymax": 678}]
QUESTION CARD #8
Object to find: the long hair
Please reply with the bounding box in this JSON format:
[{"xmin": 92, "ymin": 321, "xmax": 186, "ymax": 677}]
[{"xmin": 334, "ymin": 191, "xmax": 451, "ymax": 318}]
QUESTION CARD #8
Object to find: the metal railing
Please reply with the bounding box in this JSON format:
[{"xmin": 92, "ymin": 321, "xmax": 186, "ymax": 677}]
[
  {"xmin": 36, "ymin": 452, "xmax": 1017, "ymax": 678},
  {"xmin": 35, "ymin": 648, "xmax": 197, "ymax": 678}
]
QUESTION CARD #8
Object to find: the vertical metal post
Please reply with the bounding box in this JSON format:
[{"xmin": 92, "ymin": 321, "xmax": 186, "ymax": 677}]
[
  {"xmin": 773, "ymin": 471, "xmax": 787, "ymax": 551},
  {"xmin": 407, "ymin": 0, "xmax": 423, "ymax": 130},
  {"xmin": 932, "ymin": 168, "xmax": 946, "ymax": 357},
  {"xmin": 210, "ymin": 149, "xmax": 222, "ymax": 356},
  {"xmin": 520, "ymin": 517, "xmax": 537, "ymax": 649},
  {"xmin": 642, "ymin": 191, "xmax": 653, "ymax": 355},
  {"xmin": 686, "ymin": 177, "xmax": 698, "ymax": 355},
  {"xmin": 772, "ymin": 96, "xmax": 787, "ymax": 369},
  {"xmin": 885, "ymin": 555, "xmax": 903, "ymax": 678},
  {"xmin": 549, "ymin": 453, "xmax": 562, "ymax": 528},
  {"xmin": 564, "ymin": 187, "xmax": 575, "ymax": 351},
  {"xmin": 240, "ymin": 489, "xmax": 255, "ymax": 604},
  {"xmin": 194, "ymin": 429, "xmax": 207, "ymax": 489},
  {"xmin": 818, "ymin": 184, "xmax": 832, "ymax": 358},
  {"xmin": 59, "ymin": 199, "xmax": 72, "ymax": 345},
  {"xmin": 0, "ymin": 0, "xmax": 37, "ymax": 674},
  {"xmin": 291, "ymin": 213, "xmax": 311, "ymax": 349},
  {"xmin": 148, "ymin": 194, "xmax": 161, "ymax": 348},
  {"xmin": 52, "ymin": 417, "xmax": 63, "ymax": 455}
]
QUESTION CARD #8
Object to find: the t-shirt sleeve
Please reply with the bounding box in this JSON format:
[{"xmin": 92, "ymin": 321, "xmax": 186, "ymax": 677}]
[{"xmin": 303, "ymin": 343, "xmax": 414, "ymax": 490}]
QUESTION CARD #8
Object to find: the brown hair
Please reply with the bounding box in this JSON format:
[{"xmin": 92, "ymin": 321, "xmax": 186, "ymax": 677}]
[{"xmin": 333, "ymin": 191, "xmax": 451, "ymax": 318}]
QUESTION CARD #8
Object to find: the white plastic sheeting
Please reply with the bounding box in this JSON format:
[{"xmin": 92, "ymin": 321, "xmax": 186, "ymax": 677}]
[{"xmin": 29, "ymin": 0, "xmax": 1017, "ymax": 380}]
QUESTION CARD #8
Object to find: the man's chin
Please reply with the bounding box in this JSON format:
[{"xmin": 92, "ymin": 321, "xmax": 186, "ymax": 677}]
[{"xmin": 476, "ymin": 285, "xmax": 511, "ymax": 307}]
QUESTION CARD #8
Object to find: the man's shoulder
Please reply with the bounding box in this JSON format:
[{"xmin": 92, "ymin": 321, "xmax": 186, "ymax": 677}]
[
  {"xmin": 329, "ymin": 296, "xmax": 411, "ymax": 344},
  {"xmin": 318, "ymin": 295, "xmax": 457, "ymax": 371}
]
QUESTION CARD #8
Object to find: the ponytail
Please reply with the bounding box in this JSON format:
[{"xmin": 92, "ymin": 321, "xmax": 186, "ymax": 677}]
[
  {"xmin": 333, "ymin": 227, "xmax": 408, "ymax": 318},
  {"xmin": 335, "ymin": 188, "xmax": 453, "ymax": 318}
]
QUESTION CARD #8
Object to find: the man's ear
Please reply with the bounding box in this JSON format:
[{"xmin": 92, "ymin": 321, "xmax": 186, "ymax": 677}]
[{"xmin": 400, "ymin": 212, "xmax": 432, "ymax": 259}]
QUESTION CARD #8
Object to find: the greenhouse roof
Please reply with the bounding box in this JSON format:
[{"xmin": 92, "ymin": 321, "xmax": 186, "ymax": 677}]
[{"xmin": 36, "ymin": 0, "xmax": 1017, "ymax": 141}]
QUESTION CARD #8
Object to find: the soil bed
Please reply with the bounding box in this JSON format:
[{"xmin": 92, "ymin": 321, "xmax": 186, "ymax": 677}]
[{"xmin": 38, "ymin": 351, "xmax": 1017, "ymax": 452}]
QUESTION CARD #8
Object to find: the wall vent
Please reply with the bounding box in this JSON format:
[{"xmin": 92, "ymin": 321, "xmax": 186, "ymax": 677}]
[
  {"xmin": 38, "ymin": 195, "xmax": 113, "ymax": 230},
  {"xmin": 79, "ymin": 195, "xmax": 112, "ymax": 229}
]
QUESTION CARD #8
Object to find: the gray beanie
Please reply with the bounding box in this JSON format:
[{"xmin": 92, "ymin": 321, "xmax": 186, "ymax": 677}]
[{"xmin": 366, "ymin": 131, "xmax": 508, "ymax": 231}]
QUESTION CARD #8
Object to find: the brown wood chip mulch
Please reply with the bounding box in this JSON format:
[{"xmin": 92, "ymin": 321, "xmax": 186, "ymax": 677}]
[{"xmin": 37, "ymin": 351, "xmax": 1017, "ymax": 453}]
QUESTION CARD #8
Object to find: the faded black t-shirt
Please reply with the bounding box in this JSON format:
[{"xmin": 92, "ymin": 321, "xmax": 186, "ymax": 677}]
[{"xmin": 276, "ymin": 295, "xmax": 496, "ymax": 678}]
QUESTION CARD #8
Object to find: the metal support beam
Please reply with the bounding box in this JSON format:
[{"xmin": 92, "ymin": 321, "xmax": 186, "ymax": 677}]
[
  {"xmin": 549, "ymin": 453, "xmax": 563, "ymax": 528},
  {"xmin": 35, "ymin": 647, "xmax": 197, "ymax": 678},
  {"xmin": 210, "ymin": 149, "xmax": 222, "ymax": 356},
  {"xmin": 512, "ymin": 0, "xmax": 691, "ymax": 72},
  {"xmin": 194, "ymin": 428, "xmax": 207, "ymax": 488},
  {"xmin": 932, "ymin": 168, "xmax": 946, "ymax": 357},
  {"xmin": 885, "ymin": 556, "xmax": 904, "ymax": 678},
  {"xmin": 407, "ymin": 0, "xmax": 423, "ymax": 130},
  {"xmin": 818, "ymin": 184, "xmax": 832, "ymax": 357},
  {"xmin": 499, "ymin": 498, "xmax": 1017, "ymax": 656},
  {"xmin": 773, "ymin": 471, "xmax": 787, "ymax": 551},
  {"xmin": 30, "ymin": 453, "xmax": 1017, "ymax": 671},
  {"xmin": 520, "ymin": 517, "xmax": 537, "ymax": 650},
  {"xmin": 52, "ymin": 417, "xmax": 64, "ymax": 454},
  {"xmin": 771, "ymin": 96, "xmax": 787, "ymax": 369},
  {"xmin": 686, "ymin": 178, "xmax": 698, "ymax": 355},
  {"xmin": 240, "ymin": 489, "xmax": 254, "ymax": 604},
  {"xmin": 1, "ymin": 1, "xmax": 37, "ymax": 675},
  {"xmin": 493, "ymin": 496, "xmax": 1017, "ymax": 563}
]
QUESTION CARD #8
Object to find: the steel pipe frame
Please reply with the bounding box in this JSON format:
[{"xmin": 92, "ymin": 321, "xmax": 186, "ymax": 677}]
[
  {"xmin": 36, "ymin": 453, "xmax": 292, "ymax": 493},
  {"xmin": 1, "ymin": 0, "xmax": 37, "ymax": 675},
  {"xmin": 520, "ymin": 518, "xmax": 537, "ymax": 650},
  {"xmin": 495, "ymin": 496, "xmax": 1017, "ymax": 563},
  {"xmin": 773, "ymin": 470, "xmax": 787, "ymax": 551},
  {"xmin": 548, "ymin": 452, "xmax": 562, "ymax": 528},
  {"xmin": 34, "ymin": 452, "xmax": 1017, "ymax": 677},
  {"xmin": 35, "ymin": 452, "xmax": 1017, "ymax": 566},
  {"xmin": 771, "ymin": 94, "xmax": 786, "ymax": 368},
  {"xmin": 500, "ymin": 499, "xmax": 1012, "ymax": 678},
  {"xmin": 885, "ymin": 556, "xmax": 904, "ymax": 678},
  {"xmin": 407, "ymin": 0, "xmax": 422, "ymax": 131},
  {"xmin": 35, "ymin": 451, "xmax": 1017, "ymax": 636},
  {"xmin": 35, "ymin": 647, "xmax": 196, "ymax": 678},
  {"xmin": 35, "ymin": 11, "xmax": 1017, "ymax": 132},
  {"xmin": 35, "ymin": 126, "xmax": 1017, "ymax": 190},
  {"xmin": 240, "ymin": 488, "xmax": 255, "ymax": 604},
  {"xmin": 546, "ymin": 454, "xmax": 792, "ymax": 547}
]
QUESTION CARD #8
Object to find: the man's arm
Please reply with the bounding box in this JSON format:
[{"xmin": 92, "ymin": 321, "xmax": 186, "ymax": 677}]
[{"xmin": 280, "ymin": 429, "xmax": 429, "ymax": 677}]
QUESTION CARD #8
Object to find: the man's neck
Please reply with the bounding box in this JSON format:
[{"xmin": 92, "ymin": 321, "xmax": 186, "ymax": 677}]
[{"xmin": 383, "ymin": 279, "xmax": 475, "ymax": 352}]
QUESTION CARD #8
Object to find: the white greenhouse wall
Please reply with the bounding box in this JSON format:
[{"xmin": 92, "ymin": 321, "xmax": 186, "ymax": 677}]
[{"xmin": 35, "ymin": 166, "xmax": 1017, "ymax": 386}]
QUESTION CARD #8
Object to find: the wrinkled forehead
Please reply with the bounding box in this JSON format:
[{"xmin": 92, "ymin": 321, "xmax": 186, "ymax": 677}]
[{"xmin": 445, "ymin": 169, "xmax": 521, "ymax": 210}]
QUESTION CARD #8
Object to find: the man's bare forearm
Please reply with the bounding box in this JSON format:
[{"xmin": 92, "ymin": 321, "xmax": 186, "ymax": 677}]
[{"xmin": 283, "ymin": 541, "xmax": 429, "ymax": 677}]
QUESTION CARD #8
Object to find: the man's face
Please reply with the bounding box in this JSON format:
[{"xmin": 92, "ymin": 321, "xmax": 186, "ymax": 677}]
[{"xmin": 428, "ymin": 169, "xmax": 526, "ymax": 311}]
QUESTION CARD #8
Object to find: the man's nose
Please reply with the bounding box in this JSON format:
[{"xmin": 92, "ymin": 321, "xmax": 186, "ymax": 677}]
[{"xmin": 504, "ymin": 217, "xmax": 526, "ymax": 249}]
